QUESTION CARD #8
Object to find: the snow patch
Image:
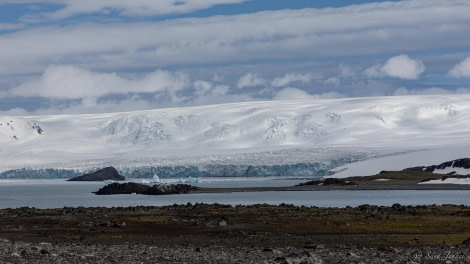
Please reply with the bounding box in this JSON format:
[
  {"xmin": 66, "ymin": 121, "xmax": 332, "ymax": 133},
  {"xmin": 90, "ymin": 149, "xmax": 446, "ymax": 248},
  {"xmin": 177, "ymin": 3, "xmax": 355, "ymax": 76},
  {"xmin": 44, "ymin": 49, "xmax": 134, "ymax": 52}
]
[
  {"xmin": 421, "ymin": 178, "xmax": 470, "ymax": 185},
  {"xmin": 433, "ymin": 167, "xmax": 470, "ymax": 176}
]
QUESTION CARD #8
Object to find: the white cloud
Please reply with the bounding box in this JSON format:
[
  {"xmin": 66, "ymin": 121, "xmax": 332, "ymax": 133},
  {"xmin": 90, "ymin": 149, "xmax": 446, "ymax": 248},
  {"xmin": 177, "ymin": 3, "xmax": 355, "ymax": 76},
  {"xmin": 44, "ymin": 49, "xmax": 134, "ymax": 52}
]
[
  {"xmin": 1, "ymin": 0, "xmax": 470, "ymax": 114},
  {"xmin": 0, "ymin": 0, "xmax": 469, "ymax": 76},
  {"xmin": 211, "ymin": 73, "xmax": 224, "ymax": 82},
  {"xmin": 35, "ymin": 95, "xmax": 158, "ymax": 115},
  {"xmin": 448, "ymin": 57, "xmax": 470, "ymax": 78},
  {"xmin": 324, "ymin": 77, "xmax": 340, "ymax": 86},
  {"xmin": 363, "ymin": 64, "xmax": 381, "ymax": 78},
  {"xmin": 212, "ymin": 85, "xmax": 230, "ymax": 95},
  {"xmin": 381, "ymin": 55, "xmax": 425, "ymax": 80},
  {"xmin": 365, "ymin": 55, "xmax": 425, "ymax": 80},
  {"xmin": 339, "ymin": 64, "xmax": 356, "ymax": 77},
  {"xmin": 274, "ymin": 87, "xmax": 310, "ymax": 100},
  {"xmin": 193, "ymin": 80, "xmax": 213, "ymax": 96},
  {"xmin": 393, "ymin": 87, "xmax": 470, "ymax": 96},
  {"xmin": 237, "ymin": 73, "xmax": 266, "ymax": 89},
  {"xmin": 2, "ymin": 65, "xmax": 259, "ymax": 114},
  {"xmin": 393, "ymin": 87, "xmax": 447, "ymax": 96},
  {"xmin": 7, "ymin": 65, "xmax": 190, "ymax": 100},
  {"xmin": 0, "ymin": 22, "xmax": 24, "ymax": 30},
  {"xmin": 274, "ymin": 87, "xmax": 345, "ymax": 100},
  {"xmin": 271, "ymin": 73, "xmax": 313, "ymax": 87},
  {"xmin": 1, "ymin": 0, "xmax": 252, "ymax": 21},
  {"xmin": 0, "ymin": 107, "xmax": 30, "ymax": 116}
]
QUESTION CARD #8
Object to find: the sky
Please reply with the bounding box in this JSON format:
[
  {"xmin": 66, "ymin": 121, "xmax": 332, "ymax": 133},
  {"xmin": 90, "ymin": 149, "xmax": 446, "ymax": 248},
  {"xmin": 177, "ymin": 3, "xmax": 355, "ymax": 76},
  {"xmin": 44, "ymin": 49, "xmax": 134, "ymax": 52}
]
[{"xmin": 0, "ymin": 0, "xmax": 469, "ymax": 115}]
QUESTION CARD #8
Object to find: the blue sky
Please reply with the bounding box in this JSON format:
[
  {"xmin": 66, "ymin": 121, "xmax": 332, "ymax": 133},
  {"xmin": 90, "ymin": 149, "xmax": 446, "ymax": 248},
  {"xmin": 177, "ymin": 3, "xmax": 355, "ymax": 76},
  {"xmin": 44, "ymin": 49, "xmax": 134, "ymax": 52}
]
[{"xmin": 0, "ymin": 0, "xmax": 469, "ymax": 115}]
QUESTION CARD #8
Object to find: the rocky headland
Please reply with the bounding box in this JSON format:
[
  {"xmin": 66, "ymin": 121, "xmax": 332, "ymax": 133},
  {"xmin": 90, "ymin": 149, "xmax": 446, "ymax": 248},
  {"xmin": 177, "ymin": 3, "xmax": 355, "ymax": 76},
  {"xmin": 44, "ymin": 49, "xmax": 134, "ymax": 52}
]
[{"xmin": 93, "ymin": 182, "xmax": 197, "ymax": 195}]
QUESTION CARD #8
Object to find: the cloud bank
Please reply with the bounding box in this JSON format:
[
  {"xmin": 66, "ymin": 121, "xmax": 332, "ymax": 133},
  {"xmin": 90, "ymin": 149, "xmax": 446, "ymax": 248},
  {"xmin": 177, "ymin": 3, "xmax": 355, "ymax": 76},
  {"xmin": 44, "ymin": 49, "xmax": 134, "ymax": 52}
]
[
  {"xmin": 0, "ymin": 0, "xmax": 469, "ymax": 76},
  {"xmin": 0, "ymin": 0, "xmax": 469, "ymax": 114},
  {"xmin": 271, "ymin": 73, "xmax": 314, "ymax": 88},
  {"xmin": 237, "ymin": 73, "xmax": 266, "ymax": 89},
  {"xmin": 2, "ymin": 0, "xmax": 252, "ymax": 20},
  {"xmin": 9, "ymin": 65, "xmax": 189, "ymax": 100}
]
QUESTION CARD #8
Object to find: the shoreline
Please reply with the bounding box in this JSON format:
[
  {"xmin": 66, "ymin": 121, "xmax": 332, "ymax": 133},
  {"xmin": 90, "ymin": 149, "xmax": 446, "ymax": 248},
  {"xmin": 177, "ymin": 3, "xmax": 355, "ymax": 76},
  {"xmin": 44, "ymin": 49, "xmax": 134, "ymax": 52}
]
[
  {"xmin": 96, "ymin": 171, "xmax": 470, "ymax": 195},
  {"xmin": 194, "ymin": 182, "xmax": 470, "ymax": 193}
]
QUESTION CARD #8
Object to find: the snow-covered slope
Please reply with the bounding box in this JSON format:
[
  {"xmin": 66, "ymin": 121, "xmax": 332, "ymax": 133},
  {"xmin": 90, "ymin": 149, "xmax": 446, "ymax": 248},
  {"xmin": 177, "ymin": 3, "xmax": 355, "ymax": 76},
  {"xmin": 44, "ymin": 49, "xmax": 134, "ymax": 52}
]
[{"xmin": 1, "ymin": 95, "xmax": 470, "ymax": 176}]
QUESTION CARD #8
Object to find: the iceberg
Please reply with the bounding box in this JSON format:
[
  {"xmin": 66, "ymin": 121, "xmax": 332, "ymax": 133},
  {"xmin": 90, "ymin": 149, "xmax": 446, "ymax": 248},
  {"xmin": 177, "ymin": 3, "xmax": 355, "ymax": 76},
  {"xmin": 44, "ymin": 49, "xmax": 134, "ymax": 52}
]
[
  {"xmin": 141, "ymin": 174, "xmax": 163, "ymax": 185},
  {"xmin": 179, "ymin": 176, "xmax": 201, "ymax": 184}
]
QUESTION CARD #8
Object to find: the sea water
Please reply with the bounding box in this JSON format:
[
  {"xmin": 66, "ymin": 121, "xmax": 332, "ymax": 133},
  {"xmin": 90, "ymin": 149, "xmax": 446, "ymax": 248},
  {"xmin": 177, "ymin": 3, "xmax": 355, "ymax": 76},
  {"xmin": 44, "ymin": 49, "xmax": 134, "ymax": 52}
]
[{"xmin": 0, "ymin": 178, "xmax": 469, "ymax": 209}]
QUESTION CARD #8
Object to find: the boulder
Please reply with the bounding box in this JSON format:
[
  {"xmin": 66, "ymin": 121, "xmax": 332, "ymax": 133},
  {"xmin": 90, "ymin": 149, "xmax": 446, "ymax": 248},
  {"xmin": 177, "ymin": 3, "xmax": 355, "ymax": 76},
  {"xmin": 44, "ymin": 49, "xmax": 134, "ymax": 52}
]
[{"xmin": 68, "ymin": 167, "xmax": 125, "ymax": 181}]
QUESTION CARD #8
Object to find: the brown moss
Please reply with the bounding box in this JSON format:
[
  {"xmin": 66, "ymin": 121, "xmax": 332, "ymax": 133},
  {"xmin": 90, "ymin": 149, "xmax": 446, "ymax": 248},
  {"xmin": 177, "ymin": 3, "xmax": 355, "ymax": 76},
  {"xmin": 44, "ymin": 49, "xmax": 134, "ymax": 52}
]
[{"xmin": 1, "ymin": 204, "xmax": 470, "ymax": 247}]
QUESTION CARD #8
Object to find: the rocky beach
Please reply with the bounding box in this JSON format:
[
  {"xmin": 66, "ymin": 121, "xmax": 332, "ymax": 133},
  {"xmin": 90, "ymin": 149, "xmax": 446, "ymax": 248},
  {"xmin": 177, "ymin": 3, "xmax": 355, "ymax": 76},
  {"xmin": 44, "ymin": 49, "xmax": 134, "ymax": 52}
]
[{"xmin": 1, "ymin": 203, "xmax": 470, "ymax": 263}]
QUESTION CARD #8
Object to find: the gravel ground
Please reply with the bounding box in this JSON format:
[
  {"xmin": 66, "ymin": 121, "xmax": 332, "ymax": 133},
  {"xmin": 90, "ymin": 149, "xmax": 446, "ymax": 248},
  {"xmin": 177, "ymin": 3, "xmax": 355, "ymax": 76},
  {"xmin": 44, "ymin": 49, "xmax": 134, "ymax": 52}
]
[{"xmin": 1, "ymin": 238, "xmax": 469, "ymax": 264}]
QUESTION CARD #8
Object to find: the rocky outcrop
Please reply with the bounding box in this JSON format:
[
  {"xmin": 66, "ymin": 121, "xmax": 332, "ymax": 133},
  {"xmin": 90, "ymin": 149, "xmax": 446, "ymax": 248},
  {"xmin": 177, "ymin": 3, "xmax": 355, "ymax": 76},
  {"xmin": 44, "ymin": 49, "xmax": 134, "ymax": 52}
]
[
  {"xmin": 93, "ymin": 182, "xmax": 197, "ymax": 195},
  {"xmin": 405, "ymin": 158, "xmax": 470, "ymax": 173},
  {"xmin": 68, "ymin": 167, "xmax": 125, "ymax": 181}
]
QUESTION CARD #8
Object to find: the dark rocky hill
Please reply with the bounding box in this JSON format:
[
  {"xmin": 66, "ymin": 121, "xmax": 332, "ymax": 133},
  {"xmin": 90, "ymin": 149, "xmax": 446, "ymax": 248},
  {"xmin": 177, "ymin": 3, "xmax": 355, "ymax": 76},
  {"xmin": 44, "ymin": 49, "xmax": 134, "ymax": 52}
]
[
  {"xmin": 68, "ymin": 167, "xmax": 125, "ymax": 181},
  {"xmin": 404, "ymin": 158, "xmax": 470, "ymax": 175}
]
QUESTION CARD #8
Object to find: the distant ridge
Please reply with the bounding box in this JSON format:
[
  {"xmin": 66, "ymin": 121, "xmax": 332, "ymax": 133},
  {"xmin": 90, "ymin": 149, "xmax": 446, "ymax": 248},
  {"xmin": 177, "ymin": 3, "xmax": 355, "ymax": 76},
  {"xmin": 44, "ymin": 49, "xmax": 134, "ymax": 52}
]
[{"xmin": 405, "ymin": 158, "xmax": 470, "ymax": 176}]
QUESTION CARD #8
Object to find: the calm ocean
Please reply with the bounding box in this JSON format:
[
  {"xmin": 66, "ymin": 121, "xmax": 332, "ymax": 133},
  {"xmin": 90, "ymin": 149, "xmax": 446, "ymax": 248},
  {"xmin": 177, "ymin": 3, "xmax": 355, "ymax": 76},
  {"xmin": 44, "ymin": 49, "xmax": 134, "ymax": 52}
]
[{"xmin": 1, "ymin": 178, "xmax": 469, "ymax": 209}]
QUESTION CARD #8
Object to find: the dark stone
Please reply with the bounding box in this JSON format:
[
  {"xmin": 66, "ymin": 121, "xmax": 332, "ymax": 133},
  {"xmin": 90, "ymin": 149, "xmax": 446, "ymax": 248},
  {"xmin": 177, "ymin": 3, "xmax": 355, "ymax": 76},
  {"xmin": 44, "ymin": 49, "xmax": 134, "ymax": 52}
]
[
  {"xmin": 68, "ymin": 167, "xmax": 125, "ymax": 181},
  {"xmin": 274, "ymin": 256, "xmax": 288, "ymax": 264},
  {"xmin": 323, "ymin": 178, "xmax": 344, "ymax": 185}
]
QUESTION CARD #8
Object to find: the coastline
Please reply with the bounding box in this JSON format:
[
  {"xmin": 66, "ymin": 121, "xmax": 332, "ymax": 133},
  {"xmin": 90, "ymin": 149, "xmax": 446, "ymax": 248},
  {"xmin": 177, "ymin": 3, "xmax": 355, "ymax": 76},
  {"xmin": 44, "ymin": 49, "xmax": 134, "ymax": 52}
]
[{"xmin": 193, "ymin": 182, "xmax": 470, "ymax": 193}]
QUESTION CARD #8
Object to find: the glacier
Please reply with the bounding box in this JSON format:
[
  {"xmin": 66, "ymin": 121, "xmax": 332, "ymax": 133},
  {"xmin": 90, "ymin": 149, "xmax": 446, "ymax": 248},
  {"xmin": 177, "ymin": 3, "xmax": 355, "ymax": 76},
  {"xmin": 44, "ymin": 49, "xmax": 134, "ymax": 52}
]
[
  {"xmin": 1, "ymin": 95, "xmax": 470, "ymax": 178},
  {"xmin": 0, "ymin": 148, "xmax": 387, "ymax": 179},
  {"xmin": 0, "ymin": 163, "xmax": 337, "ymax": 179}
]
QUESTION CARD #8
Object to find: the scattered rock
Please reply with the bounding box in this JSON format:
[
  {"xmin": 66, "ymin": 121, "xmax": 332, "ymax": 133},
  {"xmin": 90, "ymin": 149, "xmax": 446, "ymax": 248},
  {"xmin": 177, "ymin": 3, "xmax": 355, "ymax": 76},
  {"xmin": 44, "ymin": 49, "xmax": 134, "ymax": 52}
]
[
  {"xmin": 462, "ymin": 237, "xmax": 470, "ymax": 245},
  {"xmin": 274, "ymin": 251, "xmax": 323, "ymax": 264},
  {"xmin": 217, "ymin": 219, "xmax": 228, "ymax": 227},
  {"xmin": 304, "ymin": 244, "xmax": 325, "ymax": 250}
]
